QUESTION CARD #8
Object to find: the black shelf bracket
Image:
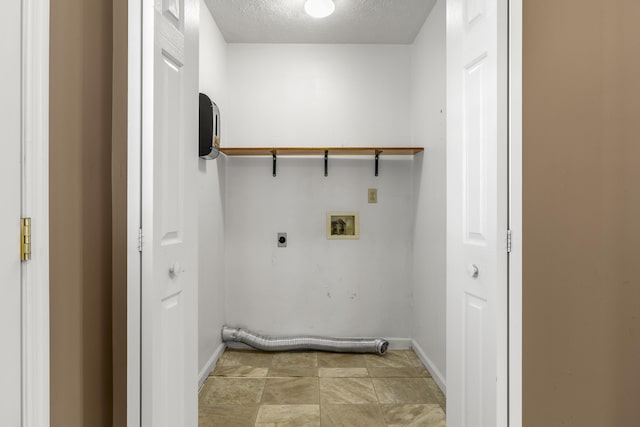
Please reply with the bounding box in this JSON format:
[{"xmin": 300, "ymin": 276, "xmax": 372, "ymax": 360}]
[
  {"xmin": 375, "ymin": 150, "xmax": 382, "ymax": 177},
  {"xmin": 324, "ymin": 150, "xmax": 328, "ymax": 177},
  {"xmin": 272, "ymin": 151, "xmax": 277, "ymax": 177}
]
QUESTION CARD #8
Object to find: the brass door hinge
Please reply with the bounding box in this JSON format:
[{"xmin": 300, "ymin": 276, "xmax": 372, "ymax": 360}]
[{"xmin": 21, "ymin": 217, "xmax": 31, "ymax": 261}]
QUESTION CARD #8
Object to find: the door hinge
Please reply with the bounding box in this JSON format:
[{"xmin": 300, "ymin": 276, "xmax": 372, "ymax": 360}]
[
  {"xmin": 21, "ymin": 217, "xmax": 32, "ymax": 262},
  {"xmin": 506, "ymin": 229, "xmax": 512, "ymax": 254},
  {"xmin": 138, "ymin": 228, "xmax": 143, "ymax": 253}
]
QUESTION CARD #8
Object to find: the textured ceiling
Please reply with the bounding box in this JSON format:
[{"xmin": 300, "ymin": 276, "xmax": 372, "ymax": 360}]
[{"xmin": 204, "ymin": 0, "xmax": 437, "ymax": 44}]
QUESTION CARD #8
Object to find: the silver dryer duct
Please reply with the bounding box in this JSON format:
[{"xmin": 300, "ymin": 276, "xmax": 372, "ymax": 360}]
[{"xmin": 221, "ymin": 326, "xmax": 389, "ymax": 355}]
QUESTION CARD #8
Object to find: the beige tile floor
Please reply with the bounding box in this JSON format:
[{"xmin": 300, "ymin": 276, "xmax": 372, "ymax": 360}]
[{"xmin": 199, "ymin": 349, "xmax": 446, "ymax": 426}]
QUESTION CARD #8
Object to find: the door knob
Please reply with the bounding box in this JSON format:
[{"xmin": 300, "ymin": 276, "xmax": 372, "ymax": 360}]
[
  {"xmin": 467, "ymin": 264, "xmax": 479, "ymax": 278},
  {"xmin": 169, "ymin": 262, "xmax": 182, "ymax": 278}
]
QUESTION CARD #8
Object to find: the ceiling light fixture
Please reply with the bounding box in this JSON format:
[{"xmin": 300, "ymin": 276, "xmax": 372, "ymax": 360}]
[{"xmin": 304, "ymin": 0, "xmax": 335, "ymax": 18}]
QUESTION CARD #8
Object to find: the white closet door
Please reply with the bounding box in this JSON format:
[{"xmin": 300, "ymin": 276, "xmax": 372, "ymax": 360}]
[
  {"xmin": 446, "ymin": 0, "xmax": 509, "ymax": 426},
  {"xmin": 141, "ymin": 0, "xmax": 199, "ymax": 425},
  {"xmin": 0, "ymin": 1, "xmax": 23, "ymax": 424}
]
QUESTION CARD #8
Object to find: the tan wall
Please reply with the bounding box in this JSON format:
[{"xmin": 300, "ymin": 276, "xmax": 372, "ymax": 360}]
[
  {"xmin": 112, "ymin": 0, "xmax": 128, "ymax": 425},
  {"xmin": 50, "ymin": 0, "xmax": 114, "ymax": 425},
  {"xmin": 523, "ymin": 1, "xmax": 640, "ymax": 426}
]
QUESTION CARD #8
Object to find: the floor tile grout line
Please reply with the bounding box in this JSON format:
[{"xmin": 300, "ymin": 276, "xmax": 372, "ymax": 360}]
[
  {"xmin": 370, "ymin": 374, "xmax": 382, "ymax": 405},
  {"xmin": 368, "ymin": 374, "xmax": 391, "ymax": 427},
  {"xmin": 318, "ymin": 375, "xmax": 323, "ymax": 426}
]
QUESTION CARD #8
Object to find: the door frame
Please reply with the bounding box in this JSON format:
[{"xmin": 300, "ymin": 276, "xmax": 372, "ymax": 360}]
[
  {"xmin": 123, "ymin": 1, "xmax": 524, "ymax": 426},
  {"xmin": 508, "ymin": 0, "xmax": 523, "ymax": 425},
  {"xmin": 126, "ymin": 0, "xmax": 143, "ymax": 425},
  {"xmin": 21, "ymin": 0, "xmax": 51, "ymax": 425}
]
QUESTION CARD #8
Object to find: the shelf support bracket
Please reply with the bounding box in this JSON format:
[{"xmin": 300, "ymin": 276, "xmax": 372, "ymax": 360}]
[
  {"xmin": 324, "ymin": 150, "xmax": 328, "ymax": 177},
  {"xmin": 375, "ymin": 150, "xmax": 382, "ymax": 177},
  {"xmin": 272, "ymin": 151, "xmax": 277, "ymax": 177}
]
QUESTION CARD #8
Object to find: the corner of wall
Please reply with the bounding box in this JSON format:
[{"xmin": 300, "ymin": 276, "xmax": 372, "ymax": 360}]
[
  {"xmin": 198, "ymin": 342, "xmax": 226, "ymax": 390},
  {"xmin": 408, "ymin": 0, "xmax": 447, "ymax": 384},
  {"xmin": 197, "ymin": 1, "xmax": 229, "ymax": 375}
]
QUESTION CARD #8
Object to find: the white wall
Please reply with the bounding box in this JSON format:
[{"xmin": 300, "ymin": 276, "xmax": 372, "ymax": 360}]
[
  {"xmin": 225, "ymin": 157, "xmax": 414, "ymax": 340},
  {"xmin": 410, "ymin": 0, "xmax": 447, "ymax": 386},
  {"xmin": 226, "ymin": 44, "xmax": 412, "ymax": 147},
  {"xmin": 198, "ymin": 0, "xmax": 227, "ymax": 377}
]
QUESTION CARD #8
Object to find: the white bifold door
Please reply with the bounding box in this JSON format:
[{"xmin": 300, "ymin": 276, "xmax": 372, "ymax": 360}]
[
  {"xmin": 141, "ymin": 0, "xmax": 199, "ymax": 425},
  {"xmin": 0, "ymin": 1, "xmax": 23, "ymax": 425},
  {"xmin": 447, "ymin": 0, "xmax": 509, "ymax": 426}
]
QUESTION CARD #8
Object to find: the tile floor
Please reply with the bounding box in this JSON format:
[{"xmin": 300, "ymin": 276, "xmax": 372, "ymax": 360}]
[{"xmin": 199, "ymin": 349, "xmax": 446, "ymax": 426}]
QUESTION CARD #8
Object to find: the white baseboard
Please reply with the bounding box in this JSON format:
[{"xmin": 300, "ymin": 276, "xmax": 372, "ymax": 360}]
[
  {"xmin": 411, "ymin": 339, "xmax": 446, "ymax": 395},
  {"xmin": 224, "ymin": 341, "xmax": 253, "ymax": 350},
  {"xmin": 386, "ymin": 337, "xmax": 412, "ymax": 350},
  {"xmin": 198, "ymin": 343, "xmax": 226, "ymax": 390}
]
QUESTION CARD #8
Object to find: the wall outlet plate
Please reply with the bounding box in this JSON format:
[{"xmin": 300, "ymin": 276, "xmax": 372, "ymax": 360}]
[
  {"xmin": 368, "ymin": 188, "xmax": 378, "ymax": 204},
  {"xmin": 277, "ymin": 232, "xmax": 287, "ymax": 247}
]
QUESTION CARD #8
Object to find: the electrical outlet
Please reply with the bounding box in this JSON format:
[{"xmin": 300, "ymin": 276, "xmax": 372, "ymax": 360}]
[
  {"xmin": 277, "ymin": 232, "xmax": 287, "ymax": 248},
  {"xmin": 368, "ymin": 188, "xmax": 378, "ymax": 204}
]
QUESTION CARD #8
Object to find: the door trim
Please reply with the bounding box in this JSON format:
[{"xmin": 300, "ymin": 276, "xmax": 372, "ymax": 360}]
[
  {"xmin": 127, "ymin": 0, "xmax": 143, "ymax": 425},
  {"xmin": 124, "ymin": 0, "xmax": 524, "ymax": 425},
  {"xmin": 21, "ymin": 0, "xmax": 51, "ymax": 425},
  {"xmin": 508, "ymin": 0, "xmax": 523, "ymax": 425}
]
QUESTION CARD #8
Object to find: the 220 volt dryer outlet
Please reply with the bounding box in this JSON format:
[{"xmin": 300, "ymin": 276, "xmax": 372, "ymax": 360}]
[{"xmin": 277, "ymin": 233, "xmax": 287, "ymax": 247}]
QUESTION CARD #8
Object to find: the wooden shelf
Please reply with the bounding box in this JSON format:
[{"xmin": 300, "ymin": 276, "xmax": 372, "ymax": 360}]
[
  {"xmin": 219, "ymin": 147, "xmax": 424, "ymax": 156},
  {"xmin": 219, "ymin": 147, "xmax": 423, "ymax": 177}
]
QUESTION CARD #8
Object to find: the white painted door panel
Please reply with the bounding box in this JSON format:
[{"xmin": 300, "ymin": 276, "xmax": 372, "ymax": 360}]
[
  {"xmin": 0, "ymin": 1, "xmax": 22, "ymax": 424},
  {"xmin": 141, "ymin": 0, "xmax": 198, "ymax": 425},
  {"xmin": 447, "ymin": 0, "xmax": 508, "ymax": 426}
]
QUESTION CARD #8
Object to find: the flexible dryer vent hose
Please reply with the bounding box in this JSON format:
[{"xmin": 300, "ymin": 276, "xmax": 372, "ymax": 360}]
[{"xmin": 221, "ymin": 326, "xmax": 389, "ymax": 355}]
